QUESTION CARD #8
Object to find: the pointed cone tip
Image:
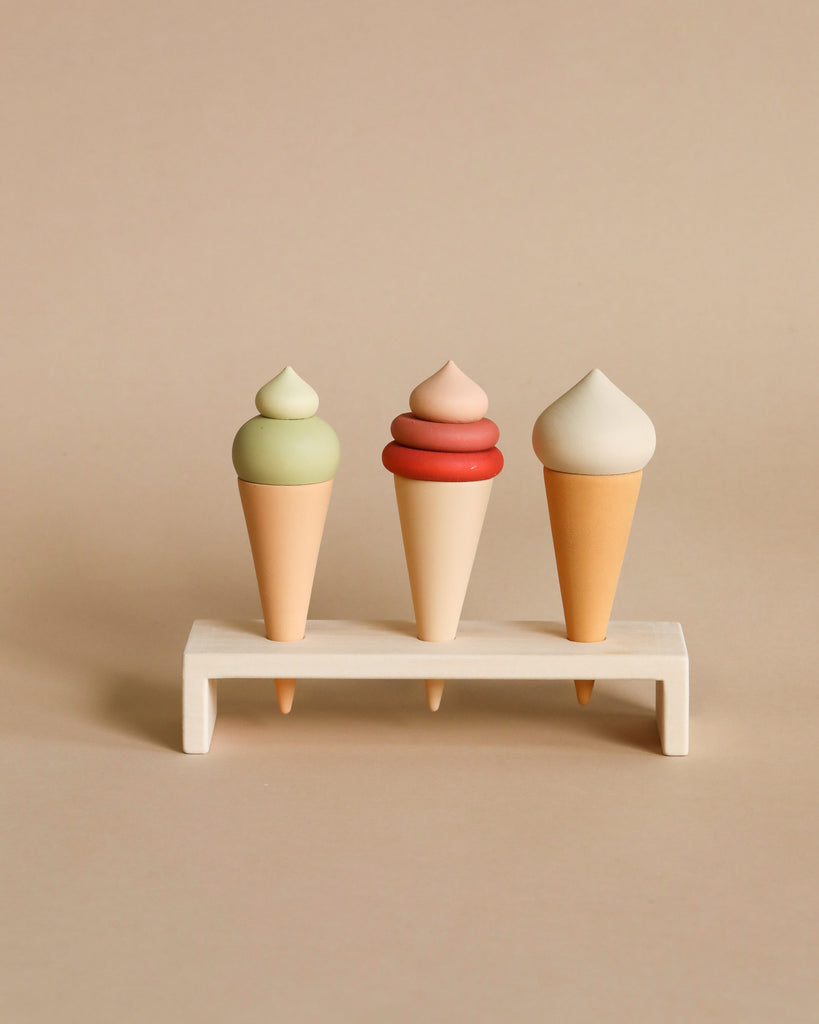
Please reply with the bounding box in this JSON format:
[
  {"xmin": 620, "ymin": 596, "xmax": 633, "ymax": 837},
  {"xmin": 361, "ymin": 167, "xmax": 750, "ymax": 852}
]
[
  {"xmin": 276, "ymin": 679, "xmax": 296, "ymax": 714},
  {"xmin": 426, "ymin": 680, "xmax": 445, "ymax": 712}
]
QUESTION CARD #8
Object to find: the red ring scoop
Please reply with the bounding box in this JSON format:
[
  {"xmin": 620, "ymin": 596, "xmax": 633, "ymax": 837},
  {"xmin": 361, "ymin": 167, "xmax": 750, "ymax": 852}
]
[{"xmin": 382, "ymin": 442, "xmax": 503, "ymax": 482}]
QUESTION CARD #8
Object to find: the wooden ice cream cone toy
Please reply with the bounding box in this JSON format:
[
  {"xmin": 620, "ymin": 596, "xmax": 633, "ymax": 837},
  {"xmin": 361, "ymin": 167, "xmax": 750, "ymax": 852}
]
[
  {"xmin": 383, "ymin": 362, "xmax": 503, "ymax": 710},
  {"xmin": 394, "ymin": 476, "xmax": 494, "ymax": 644},
  {"xmin": 238, "ymin": 479, "xmax": 333, "ymax": 642},
  {"xmin": 233, "ymin": 367, "xmax": 340, "ymax": 714},
  {"xmin": 543, "ymin": 468, "xmax": 642, "ymax": 703},
  {"xmin": 533, "ymin": 370, "xmax": 656, "ymax": 704}
]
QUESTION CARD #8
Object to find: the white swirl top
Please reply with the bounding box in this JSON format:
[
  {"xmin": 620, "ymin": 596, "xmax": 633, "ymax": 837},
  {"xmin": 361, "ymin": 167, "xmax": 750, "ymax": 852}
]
[
  {"xmin": 255, "ymin": 366, "xmax": 320, "ymax": 419},
  {"xmin": 532, "ymin": 369, "xmax": 656, "ymax": 474},
  {"xmin": 408, "ymin": 361, "xmax": 489, "ymax": 423}
]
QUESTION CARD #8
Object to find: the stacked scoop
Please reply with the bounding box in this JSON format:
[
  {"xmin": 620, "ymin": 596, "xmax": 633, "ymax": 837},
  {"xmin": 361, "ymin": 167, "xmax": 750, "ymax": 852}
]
[
  {"xmin": 382, "ymin": 361, "xmax": 503, "ymax": 711},
  {"xmin": 232, "ymin": 366, "xmax": 340, "ymax": 713},
  {"xmin": 532, "ymin": 369, "xmax": 655, "ymax": 705}
]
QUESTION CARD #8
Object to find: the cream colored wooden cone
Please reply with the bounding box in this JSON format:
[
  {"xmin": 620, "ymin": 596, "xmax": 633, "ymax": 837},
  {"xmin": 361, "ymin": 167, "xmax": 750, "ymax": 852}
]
[
  {"xmin": 394, "ymin": 477, "xmax": 493, "ymax": 651},
  {"xmin": 543, "ymin": 468, "xmax": 642, "ymax": 705},
  {"xmin": 238, "ymin": 478, "xmax": 333, "ymax": 644},
  {"xmin": 425, "ymin": 679, "xmax": 445, "ymax": 712}
]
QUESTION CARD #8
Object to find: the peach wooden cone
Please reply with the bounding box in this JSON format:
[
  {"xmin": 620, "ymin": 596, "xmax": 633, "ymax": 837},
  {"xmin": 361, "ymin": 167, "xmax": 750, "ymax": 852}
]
[
  {"xmin": 394, "ymin": 476, "xmax": 493, "ymax": 709},
  {"xmin": 543, "ymin": 468, "xmax": 642, "ymax": 704},
  {"xmin": 275, "ymin": 679, "xmax": 296, "ymax": 714},
  {"xmin": 238, "ymin": 478, "xmax": 333, "ymax": 709}
]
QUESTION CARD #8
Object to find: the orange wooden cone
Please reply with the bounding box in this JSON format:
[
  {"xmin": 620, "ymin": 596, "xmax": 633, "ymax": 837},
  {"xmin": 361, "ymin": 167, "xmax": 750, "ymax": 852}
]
[
  {"xmin": 238, "ymin": 478, "xmax": 333, "ymax": 644},
  {"xmin": 543, "ymin": 468, "xmax": 642, "ymax": 704}
]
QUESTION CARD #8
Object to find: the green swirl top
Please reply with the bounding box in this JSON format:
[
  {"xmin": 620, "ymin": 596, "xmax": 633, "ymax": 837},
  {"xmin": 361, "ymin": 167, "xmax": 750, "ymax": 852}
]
[{"xmin": 232, "ymin": 367, "xmax": 340, "ymax": 485}]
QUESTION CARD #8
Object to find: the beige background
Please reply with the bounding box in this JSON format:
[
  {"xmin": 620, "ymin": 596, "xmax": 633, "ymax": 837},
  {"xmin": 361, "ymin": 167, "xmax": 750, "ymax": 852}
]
[{"xmin": 2, "ymin": 1, "xmax": 817, "ymax": 1021}]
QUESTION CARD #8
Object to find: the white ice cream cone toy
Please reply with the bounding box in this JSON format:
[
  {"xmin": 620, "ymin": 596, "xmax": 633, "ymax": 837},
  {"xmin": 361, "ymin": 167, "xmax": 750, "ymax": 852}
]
[
  {"xmin": 532, "ymin": 370, "xmax": 655, "ymax": 705},
  {"xmin": 233, "ymin": 367, "xmax": 340, "ymax": 713},
  {"xmin": 383, "ymin": 362, "xmax": 503, "ymax": 710}
]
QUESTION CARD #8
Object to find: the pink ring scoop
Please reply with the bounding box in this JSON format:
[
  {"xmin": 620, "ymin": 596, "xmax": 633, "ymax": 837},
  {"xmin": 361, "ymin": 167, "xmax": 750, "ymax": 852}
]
[
  {"xmin": 390, "ymin": 413, "xmax": 500, "ymax": 453},
  {"xmin": 382, "ymin": 442, "xmax": 503, "ymax": 482}
]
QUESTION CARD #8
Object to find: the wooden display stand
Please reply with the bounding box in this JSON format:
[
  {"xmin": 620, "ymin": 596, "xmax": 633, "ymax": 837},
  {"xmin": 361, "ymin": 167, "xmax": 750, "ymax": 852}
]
[{"xmin": 182, "ymin": 619, "xmax": 689, "ymax": 756}]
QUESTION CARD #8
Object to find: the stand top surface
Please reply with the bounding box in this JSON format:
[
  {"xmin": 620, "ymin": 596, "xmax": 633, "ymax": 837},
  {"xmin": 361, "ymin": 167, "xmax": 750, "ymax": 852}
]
[{"xmin": 185, "ymin": 620, "xmax": 687, "ymax": 679}]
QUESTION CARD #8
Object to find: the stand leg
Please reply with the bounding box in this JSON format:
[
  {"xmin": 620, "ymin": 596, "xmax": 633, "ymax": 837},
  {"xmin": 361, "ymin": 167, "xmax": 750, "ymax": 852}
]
[
  {"xmin": 656, "ymin": 667, "xmax": 689, "ymax": 756},
  {"xmin": 183, "ymin": 672, "xmax": 217, "ymax": 753}
]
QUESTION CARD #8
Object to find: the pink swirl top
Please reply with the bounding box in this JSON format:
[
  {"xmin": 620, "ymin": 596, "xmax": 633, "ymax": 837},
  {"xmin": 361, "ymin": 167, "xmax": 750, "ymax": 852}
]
[{"xmin": 409, "ymin": 361, "xmax": 489, "ymax": 423}]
